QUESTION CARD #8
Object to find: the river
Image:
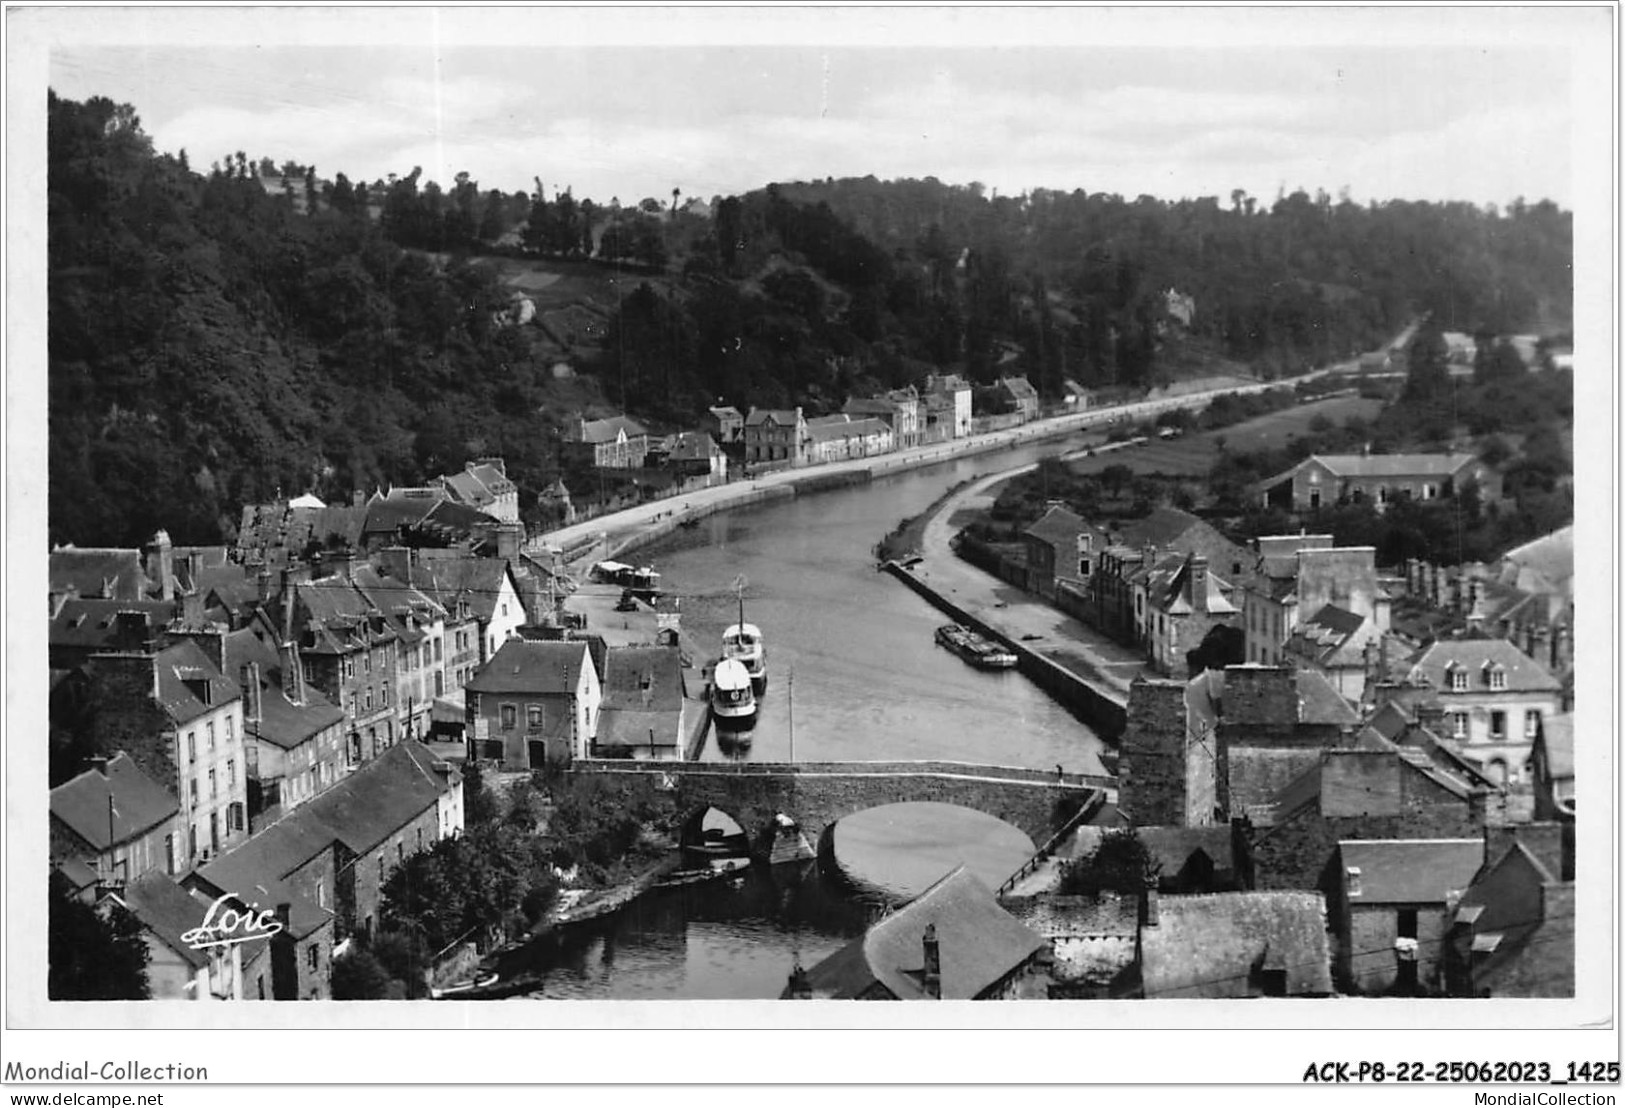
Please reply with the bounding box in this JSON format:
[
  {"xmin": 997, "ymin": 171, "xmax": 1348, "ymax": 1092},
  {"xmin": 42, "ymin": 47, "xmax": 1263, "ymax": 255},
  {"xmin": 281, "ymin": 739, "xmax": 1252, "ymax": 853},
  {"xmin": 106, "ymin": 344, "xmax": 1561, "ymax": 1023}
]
[
  {"xmin": 639, "ymin": 436, "xmax": 1109, "ymax": 773},
  {"xmin": 516, "ymin": 433, "xmax": 1106, "ymax": 1000}
]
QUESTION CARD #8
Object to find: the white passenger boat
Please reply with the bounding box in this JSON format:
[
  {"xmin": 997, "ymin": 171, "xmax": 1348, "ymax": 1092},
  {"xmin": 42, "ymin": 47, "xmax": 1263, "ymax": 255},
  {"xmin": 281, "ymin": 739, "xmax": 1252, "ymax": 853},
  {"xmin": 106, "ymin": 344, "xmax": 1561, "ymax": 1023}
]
[
  {"xmin": 722, "ymin": 575, "xmax": 767, "ymax": 693},
  {"xmin": 710, "ymin": 657, "xmax": 757, "ymax": 728}
]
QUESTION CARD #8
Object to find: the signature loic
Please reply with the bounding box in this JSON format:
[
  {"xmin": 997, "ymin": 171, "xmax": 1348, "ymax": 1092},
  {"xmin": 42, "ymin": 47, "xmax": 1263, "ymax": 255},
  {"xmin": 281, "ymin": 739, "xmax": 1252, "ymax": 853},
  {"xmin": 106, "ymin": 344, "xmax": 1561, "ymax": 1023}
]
[{"xmin": 180, "ymin": 894, "xmax": 286, "ymax": 950}]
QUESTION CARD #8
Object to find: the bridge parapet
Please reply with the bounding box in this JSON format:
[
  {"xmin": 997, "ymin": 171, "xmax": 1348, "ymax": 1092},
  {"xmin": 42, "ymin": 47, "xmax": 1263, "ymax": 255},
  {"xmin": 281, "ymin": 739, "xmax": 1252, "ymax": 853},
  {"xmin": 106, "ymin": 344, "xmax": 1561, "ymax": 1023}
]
[{"xmin": 566, "ymin": 759, "xmax": 1114, "ymax": 853}]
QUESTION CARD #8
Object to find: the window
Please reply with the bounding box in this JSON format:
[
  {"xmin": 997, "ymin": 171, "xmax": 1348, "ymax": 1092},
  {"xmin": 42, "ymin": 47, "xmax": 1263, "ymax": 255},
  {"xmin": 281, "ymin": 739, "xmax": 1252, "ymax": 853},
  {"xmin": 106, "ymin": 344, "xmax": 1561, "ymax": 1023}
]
[
  {"xmin": 227, "ymin": 759, "xmax": 235, "ymax": 787},
  {"xmin": 1448, "ymin": 666, "xmax": 1468, "ymax": 692},
  {"xmin": 365, "ymin": 689, "xmax": 373, "ymax": 711},
  {"xmin": 190, "ymin": 778, "xmax": 198, "ymax": 804},
  {"xmin": 364, "ymin": 653, "xmax": 371, "ymax": 675},
  {"xmin": 164, "ymin": 834, "xmax": 174, "ymax": 875},
  {"xmin": 1423, "ymin": 483, "xmax": 1437, "ymax": 500},
  {"xmin": 209, "ymin": 768, "xmax": 217, "ymax": 797},
  {"xmin": 1309, "ymin": 489, "xmax": 1321, "ymax": 509},
  {"xmin": 527, "ymin": 705, "xmax": 543, "ymax": 728},
  {"xmin": 1397, "ymin": 909, "xmax": 1418, "ymax": 940},
  {"xmin": 1490, "ymin": 711, "xmax": 1507, "ymax": 740},
  {"xmin": 435, "ymin": 672, "xmax": 444, "ymax": 697},
  {"xmin": 307, "ymin": 945, "xmax": 319, "ymax": 972},
  {"xmin": 188, "ymin": 825, "xmax": 198, "ymax": 860},
  {"xmin": 1488, "ymin": 666, "xmax": 1507, "ymax": 691},
  {"xmin": 209, "ymin": 812, "xmax": 219, "ymax": 854},
  {"xmin": 417, "ymin": 828, "xmax": 423, "ymax": 852},
  {"xmin": 397, "ymin": 841, "xmax": 404, "ymax": 863},
  {"xmin": 258, "ymin": 976, "xmax": 266, "ymax": 1000},
  {"xmin": 378, "ymin": 857, "xmax": 385, "ymax": 882},
  {"xmin": 434, "ymin": 638, "xmax": 443, "ymax": 663},
  {"xmin": 501, "ymin": 602, "xmax": 509, "ymax": 618},
  {"xmin": 381, "ymin": 684, "xmax": 389, "ymax": 706},
  {"xmin": 226, "ymin": 716, "xmax": 234, "ymax": 742},
  {"xmin": 502, "ymin": 703, "xmax": 518, "ymax": 729},
  {"xmin": 208, "ymin": 721, "xmax": 216, "ymax": 749},
  {"xmin": 187, "ymin": 733, "xmax": 197, "ymax": 763},
  {"xmin": 1451, "ymin": 712, "xmax": 1469, "ymax": 739},
  {"xmin": 1525, "ymin": 710, "xmax": 1541, "ymax": 739}
]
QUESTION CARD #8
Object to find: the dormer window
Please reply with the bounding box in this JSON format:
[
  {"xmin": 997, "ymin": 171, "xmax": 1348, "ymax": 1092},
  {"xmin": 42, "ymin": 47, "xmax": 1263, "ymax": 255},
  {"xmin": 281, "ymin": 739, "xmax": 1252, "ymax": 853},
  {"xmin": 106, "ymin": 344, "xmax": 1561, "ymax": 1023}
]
[
  {"xmin": 1445, "ymin": 663, "xmax": 1467, "ymax": 692},
  {"xmin": 1346, "ymin": 867, "xmax": 1362, "ymax": 898},
  {"xmin": 1485, "ymin": 662, "xmax": 1507, "ymax": 691}
]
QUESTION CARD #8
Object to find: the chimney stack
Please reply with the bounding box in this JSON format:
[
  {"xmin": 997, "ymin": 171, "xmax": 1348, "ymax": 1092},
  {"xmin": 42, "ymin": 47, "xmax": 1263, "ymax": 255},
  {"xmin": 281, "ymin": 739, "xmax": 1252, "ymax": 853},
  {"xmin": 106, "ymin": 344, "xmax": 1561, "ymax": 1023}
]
[
  {"xmin": 921, "ymin": 923, "xmax": 941, "ymax": 999},
  {"xmin": 1189, "ymin": 554, "xmax": 1209, "ymax": 613},
  {"xmin": 147, "ymin": 530, "xmax": 175, "ymax": 602}
]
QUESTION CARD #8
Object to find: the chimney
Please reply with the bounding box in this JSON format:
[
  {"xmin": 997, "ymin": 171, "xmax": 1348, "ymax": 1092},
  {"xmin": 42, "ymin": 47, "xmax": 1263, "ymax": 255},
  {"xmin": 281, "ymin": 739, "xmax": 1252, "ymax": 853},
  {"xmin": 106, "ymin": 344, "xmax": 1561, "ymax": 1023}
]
[
  {"xmin": 257, "ymin": 568, "xmax": 274, "ymax": 609},
  {"xmin": 920, "ymin": 923, "xmax": 941, "ymax": 999},
  {"xmin": 242, "ymin": 663, "xmax": 263, "ymax": 723},
  {"xmin": 186, "ymin": 550, "xmax": 203, "ymax": 591},
  {"xmin": 353, "ymin": 489, "xmax": 365, "ymax": 508},
  {"xmin": 377, "ymin": 546, "xmax": 412, "ymax": 583},
  {"xmin": 1189, "ymin": 554, "xmax": 1209, "ymax": 613},
  {"xmin": 282, "ymin": 641, "xmax": 306, "ymax": 705},
  {"xmin": 147, "ymin": 529, "xmax": 175, "ymax": 602},
  {"xmin": 1141, "ymin": 543, "xmax": 1158, "ymax": 571},
  {"xmin": 1142, "ymin": 883, "xmax": 1160, "ymax": 928},
  {"xmin": 181, "ymin": 583, "xmax": 205, "ymax": 628}
]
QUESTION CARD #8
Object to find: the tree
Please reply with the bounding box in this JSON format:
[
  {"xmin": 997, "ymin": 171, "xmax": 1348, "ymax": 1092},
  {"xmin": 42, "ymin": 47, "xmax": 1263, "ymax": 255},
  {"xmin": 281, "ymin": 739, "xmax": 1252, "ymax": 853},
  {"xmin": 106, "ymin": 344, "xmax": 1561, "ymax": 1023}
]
[
  {"xmin": 48, "ymin": 873, "xmax": 150, "ymax": 999},
  {"xmin": 1057, "ymin": 827, "xmax": 1161, "ymax": 897},
  {"xmin": 330, "ymin": 947, "xmax": 397, "ymax": 999}
]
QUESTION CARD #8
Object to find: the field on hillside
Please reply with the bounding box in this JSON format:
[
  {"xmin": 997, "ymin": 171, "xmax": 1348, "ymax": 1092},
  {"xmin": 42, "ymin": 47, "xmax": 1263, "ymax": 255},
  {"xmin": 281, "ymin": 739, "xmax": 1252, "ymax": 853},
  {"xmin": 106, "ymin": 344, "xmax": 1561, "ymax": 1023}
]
[{"xmin": 1066, "ymin": 393, "xmax": 1386, "ymax": 478}]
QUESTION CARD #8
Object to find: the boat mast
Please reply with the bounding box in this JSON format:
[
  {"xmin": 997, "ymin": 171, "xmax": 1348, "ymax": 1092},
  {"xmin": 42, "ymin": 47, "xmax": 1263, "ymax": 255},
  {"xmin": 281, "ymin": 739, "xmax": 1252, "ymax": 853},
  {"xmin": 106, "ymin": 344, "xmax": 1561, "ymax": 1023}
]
[{"xmin": 733, "ymin": 573, "xmax": 747, "ymax": 630}]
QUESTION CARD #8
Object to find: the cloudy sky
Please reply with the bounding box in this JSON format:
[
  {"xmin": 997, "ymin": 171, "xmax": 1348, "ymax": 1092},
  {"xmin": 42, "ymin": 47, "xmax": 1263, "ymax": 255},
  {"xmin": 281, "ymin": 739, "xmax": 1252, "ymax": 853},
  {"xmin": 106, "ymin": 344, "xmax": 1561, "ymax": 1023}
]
[{"xmin": 36, "ymin": 7, "xmax": 1599, "ymax": 209}]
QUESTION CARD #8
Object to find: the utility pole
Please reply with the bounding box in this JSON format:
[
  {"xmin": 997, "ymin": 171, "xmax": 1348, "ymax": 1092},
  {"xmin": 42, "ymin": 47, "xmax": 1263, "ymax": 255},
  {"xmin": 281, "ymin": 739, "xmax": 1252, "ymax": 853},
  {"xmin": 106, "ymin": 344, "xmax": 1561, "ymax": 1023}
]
[{"xmin": 787, "ymin": 666, "xmax": 795, "ymax": 764}]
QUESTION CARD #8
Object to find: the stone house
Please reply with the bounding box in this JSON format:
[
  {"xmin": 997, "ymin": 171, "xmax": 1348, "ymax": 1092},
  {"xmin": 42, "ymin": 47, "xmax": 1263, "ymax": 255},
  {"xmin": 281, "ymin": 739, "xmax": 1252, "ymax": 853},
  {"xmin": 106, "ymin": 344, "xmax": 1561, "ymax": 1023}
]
[
  {"xmin": 288, "ymin": 576, "xmax": 403, "ymax": 766},
  {"xmin": 49, "ymin": 598, "xmax": 179, "ymax": 672},
  {"xmin": 1332, "ymin": 838, "xmax": 1485, "ymax": 995},
  {"xmin": 382, "ymin": 550, "xmax": 527, "ymax": 692},
  {"xmin": 191, "ymin": 738, "xmax": 461, "ymax": 950},
  {"xmin": 1244, "ymin": 749, "xmax": 1487, "ymax": 893},
  {"xmin": 49, "ymin": 529, "xmax": 180, "ymax": 605},
  {"xmin": 464, "ymin": 639, "xmax": 601, "ymax": 766},
  {"xmin": 1137, "ymin": 891, "xmax": 1333, "ymax": 998},
  {"xmin": 224, "ymin": 622, "xmax": 348, "ymax": 820},
  {"xmin": 1443, "ymin": 827, "xmax": 1574, "ymax": 998},
  {"xmin": 995, "ymin": 375, "xmax": 1040, "ymax": 421},
  {"xmin": 706, "ymin": 405, "xmax": 744, "ymax": 445},
  {"xmin": 1258, "ymin": 452, "xmax": 1501, "ymax": 513},
  {"xmin": 113, "ymin": 873, "xmax": 246, "ymax": 1000},
  {"xmin": 50, "ymin": 753, "xmax": 181, "ymax": 887},
  {"xmin": 147, "ymin": 641, "xmax": 250, "ymax": 868},
  {"xmin": 1399, "ymin": 638, "xmax": 1561, "ymax": 786},
  {"xmin": 1083, "ymin": 507, "xmax": 1248, "ymax": 647},
  {"xmin": 805, "ymin": 414, "xmax": 894, "ymax": 464},
  {"xmin": 921, "ymin": 374, "xmax": 973, "ymax": 440},
  {"xmin": 1021, "ymin": 506, "xmax": 1093, "ymax": 600},
  {"xmin": 842, "ymin": 388, "xmax": 921, "ymax": 449},
  {"xmin": 664, "ymin": 430, "xmax": 728, "ymax": 482},
  {"xmin": 571, "ymin": 415, "xmax": 650, "ymax": 469},
  {"xmin": 743, "ymin": 407, "xmax": 809, "ymax": 466},
  {"xmin": 1240, "ymin": 541, "xmax": 1386, "ymax": 668},
  {"xmin": 788, "ymin": 866, "xmax": 1048, "ymax": 999},
  {"xmin": 351, "ymin": 566, "xmax": 449, "ymax": 744},
  {"xmin": 1117, "ymin": 678, "xmax": 1219, "ymax": 827},
  {"xmin": 595, "ymin": 645, "xmax": 688, "ymax": 760},
  {"xmin": 1135, "ymin": 552, "xmax": 1240, "ymax": 677},
  {"xmin": 433, "ymin": 458, "xmax": 519, "ymax": 523}
]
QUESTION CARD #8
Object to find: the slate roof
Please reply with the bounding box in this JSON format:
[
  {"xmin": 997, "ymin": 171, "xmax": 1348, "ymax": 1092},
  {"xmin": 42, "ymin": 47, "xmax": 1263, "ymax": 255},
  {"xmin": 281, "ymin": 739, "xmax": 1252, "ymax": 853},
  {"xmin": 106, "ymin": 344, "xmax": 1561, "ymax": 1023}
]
[
  {"xmin": 1023, "ymin": 506, "xmax": 1090, "ymax": 550},
  {"xmin": 464, "ymin": 639, "xmax": 591, "ymax": 695},
  {"xmin": 51, "ymin": 753, "xmax": 179, "ymax": 850},
  {"xmin": 807, "ymin": 416, "xmax": 890, "ymax": 444},
  {"xmin": 50, "ymin": 548, "xmax": 151, "ymax": 601},
  {"xmin": 405, "ymin": 555, "xmax": 519, "ymax": 626},
  {"xmin": 222, "ymin": 628, "xmax": 345, "ymax": 751},
  {"xmin": 1497, "ymin": 525, "xmax": 1574, "ymax": 595},
  {"xmin": 708, "ymin": 405, "xmax": 742, "ymax": 420},
  {"xmin": 50, "ymin": 599, "xmax": 177, "ymax": 653},
  {"xmin": 437, "ymin": 461, "xmax": 514, "ymax": 509},
  {"xmin": 667, "ymin": 431, "xmax": 721, "ymax": 463},
  {"xmin": 1340, "ymin": 839, "xmax": 1484, "ymax": 904},
  {"xmin": 799, "ymin": 866, "xmax": 1047, "ymax": 999},
  {"xmin": 578, "ymin": 415, "xmax": 649, "ymax": 443},
  {"xmin": 1293, "ymin": 669, "xmax": 1362, "ymax": 727},
  {"xmin": 363, "ymin": 488, "xmax": 447, "ymax": 536},
  {"xmin": 600, "ymin": 647, "xmax": 684, "ymax": 710},
  {"xmin": 117, "ymin": 874, "xmax": 213, "ymax": 970},
  {"xmin": 1451, "ymin": 843, "xmax": 1572, "ymax": 995},
  {"xmin": 1115, "ymin": 506, "xmax": 1210, "ymax": 549},
  {"xmin": 1138, "ymin": 892, "xmax": 1333, "ymax": 998},
  {"xmin": 1537, "ymin": 714, "xmax": 1574, "ymax": 780},
  {"xmin": 1404, "ymin": 639, "xmax": 1560, "ymax": 695},
  {"xmin": 744, "ymin": 408, "xmax": 801, "ymax": 427},
  {"xmin": 154, "ymin": 641, "xmax": 239, "ymax": 724},
  {"xmin": 843, "ymin": 398, "xmax": 900, "ymax": 419},
  {"xmin": 998, "ymin": 375, "xmax": 1039, "ymax": 401},
  {"xmin": 351, "ymin": 566, "xmax": 447, "ymax": 645},
  {"xmin": 235, "ymin": 502, "xmax": 368, "ymax": 562},
  {"xmin": 1310, "ymin": 453, "xmax": 1481, "ymax": 479}
]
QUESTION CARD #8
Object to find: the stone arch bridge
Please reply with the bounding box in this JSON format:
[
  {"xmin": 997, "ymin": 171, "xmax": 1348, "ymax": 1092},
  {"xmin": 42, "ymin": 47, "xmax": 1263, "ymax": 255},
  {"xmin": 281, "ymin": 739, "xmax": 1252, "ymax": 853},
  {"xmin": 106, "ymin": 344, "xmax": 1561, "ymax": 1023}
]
[{"xmin": 568, "ymin": 759, "xmax": 1116, "ymax": 855}]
